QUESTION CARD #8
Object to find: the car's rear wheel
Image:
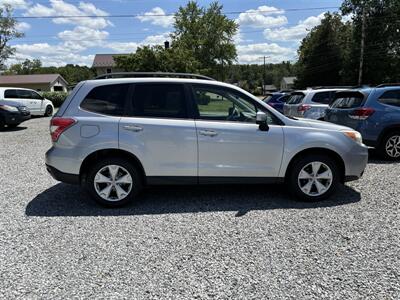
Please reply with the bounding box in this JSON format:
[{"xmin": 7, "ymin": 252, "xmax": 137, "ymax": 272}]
[
  {"xmin": 86, "ymin": 158, "xmax": 142, "ymax": 207},
  {"xmin": 378, "ymin": 131, "xmax": 400, "ymax": 160},
  {"xmin": 44, "ymin": 105, "xmax": 53, "ymax": 117},
  {"xmin": 288, "ymin": 154, "xmax": 339, "ymax": 201}
]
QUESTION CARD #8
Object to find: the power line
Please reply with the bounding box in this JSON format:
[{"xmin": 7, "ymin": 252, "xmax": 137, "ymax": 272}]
[{"xmin": 13, "ymin": 6, "xmax": 340, "ymax": 20}]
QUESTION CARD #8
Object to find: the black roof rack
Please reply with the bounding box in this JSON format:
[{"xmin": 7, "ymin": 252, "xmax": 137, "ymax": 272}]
[
  {"xmin": 376, "ymin": 83, "xmax": 400, "ymax": 88},
  {"xmin": 95, "ymin": 72, "xmax": 215, "ymax": 81}
]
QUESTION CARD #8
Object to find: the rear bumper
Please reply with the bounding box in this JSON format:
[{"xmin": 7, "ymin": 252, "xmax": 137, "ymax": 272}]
[{"xmin": 46, "ymin": 164, "xmax": 80, "ymax": 185}]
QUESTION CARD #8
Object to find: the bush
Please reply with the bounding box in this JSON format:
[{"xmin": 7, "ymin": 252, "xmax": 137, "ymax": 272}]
[{"xmin": 41, "ymin": 91, "xmax": 68, "ymax": 108}]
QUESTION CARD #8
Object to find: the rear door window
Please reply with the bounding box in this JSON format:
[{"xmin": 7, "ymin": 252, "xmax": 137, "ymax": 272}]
[
  {"xmin": 130, "ymin": 84, "xmax": 188, "ymax": 119},
  {"xmin": 330, "ymin": 93, "xmax": 364, "ymax": 109},
  {"xmin": 17, "ymin": 89, "xmax": 33, "ymax": 99},
  {"xmin": 287, "ymin": 93, "xmax": 305, "ymax": 104},
  {"xmin": 4, "ymin": 89, "xmax": 18, "ymax": 99},
  {"xmin": 80, "ymin": 83, "xmax": 130, "ymax": 116},
  {"xmin": 311, "ymin": 92, "xmax": 331, "ymax": 104},
  {"xmin": 379, "ymin": 90, "xmax": 400, "ymax": 107}
]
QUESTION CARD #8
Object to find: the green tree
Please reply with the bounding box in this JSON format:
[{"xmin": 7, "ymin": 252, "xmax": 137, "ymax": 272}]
[
  {"xmin": 341, "ymin": 0, "xmax": 400, "ymax": 84},
  {"xmin": 172, "ymin": 1, "xmax": 238, "ymax": 79},
  {"xmin": 0, "ymin": 5, "xmax": 24, "ymax": 67},
  {"xmin": 295, "ymin": 13, "xmax": 352, "ymax": 88}
]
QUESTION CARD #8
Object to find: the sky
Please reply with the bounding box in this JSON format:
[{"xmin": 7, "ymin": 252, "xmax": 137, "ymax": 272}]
[{"xmin": 5, "ymin": 0, "xmax": 343, "ymax": 67}]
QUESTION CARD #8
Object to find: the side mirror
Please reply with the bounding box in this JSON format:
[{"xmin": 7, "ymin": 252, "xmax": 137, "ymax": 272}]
[{"xmin": 256, "ymin": 111, "xmax": 269, "ymax": 131}]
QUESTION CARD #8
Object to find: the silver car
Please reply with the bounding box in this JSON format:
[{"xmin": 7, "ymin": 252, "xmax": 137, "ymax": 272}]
[
  {"xmin": 283, "ymin": 88, "xmax": 346, "ymax": 120},
  {"xmin": 45, "ymin": 74, "xmax": 368, "ymax": 207}
]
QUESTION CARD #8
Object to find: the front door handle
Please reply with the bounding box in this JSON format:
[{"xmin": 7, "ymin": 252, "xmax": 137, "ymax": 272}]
[
  {"xmin": 199, "ymin": 130, "xmax": 218, "ymax": 137},
  {"xmin": 123, "ymin": 125, "xmax": 143, "ymax": 132}
]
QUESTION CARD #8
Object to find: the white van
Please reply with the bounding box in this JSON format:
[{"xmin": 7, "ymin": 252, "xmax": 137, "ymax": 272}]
[{"xmin": 0, "ymin": 87, "xmax": 54, "ymax": 116}]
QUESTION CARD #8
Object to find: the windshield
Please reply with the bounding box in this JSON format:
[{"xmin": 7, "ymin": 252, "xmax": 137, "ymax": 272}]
[{"xmin": 287, "ymin": 93, "xmax": 305, "ymax": 104}]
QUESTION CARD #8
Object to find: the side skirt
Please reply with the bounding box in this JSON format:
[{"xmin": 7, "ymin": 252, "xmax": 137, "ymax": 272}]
[{"xmin": 146, "ymin": 176, "xmax": 284, "ymax": 185}]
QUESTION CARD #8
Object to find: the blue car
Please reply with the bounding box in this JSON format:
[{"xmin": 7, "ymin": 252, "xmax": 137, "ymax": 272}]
[
  {"xmin": 325, "ymin": 84, "xmax": 400, "ymax": 160},
  {"xmin": 263, "ymin": 92, "xmax": 289, "ymax": 113}
]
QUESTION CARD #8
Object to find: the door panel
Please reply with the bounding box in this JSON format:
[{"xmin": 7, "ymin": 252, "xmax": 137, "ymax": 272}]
[
  {"xmin": 196, "ymin": 121, "xmax": 284, "ymax": 177},
  {"xmin": 119, "ymin": 118, "xmax": 197, "ymax": 177}
]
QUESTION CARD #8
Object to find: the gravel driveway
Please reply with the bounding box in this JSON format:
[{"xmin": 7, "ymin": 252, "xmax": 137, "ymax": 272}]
[{"xmin": 0, "ymin": 117, "xmax": 399, "ymax": 299}]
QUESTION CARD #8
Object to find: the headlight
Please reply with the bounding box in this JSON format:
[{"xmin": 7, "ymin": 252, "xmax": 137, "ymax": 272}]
[
  {"xmin": 0, "ymin": 105, "xmax": 19, "ymax": 112},
  {"xmin": 342, "ymin": 130, "xmax": 363, "ymax": 144}
]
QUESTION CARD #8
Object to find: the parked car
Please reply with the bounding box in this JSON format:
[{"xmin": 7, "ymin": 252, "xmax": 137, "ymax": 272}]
[
  {"xmin": 325, "ymin": 84, "xmax": 400, "ymax": 160},
  {"xmin": 0, "ymin": 87, "xmax": 54, "ymax": 117},
  {"xmin": 45, "ymin": 73, "xmax": 368, "ymax": 207},
  {"xmin": 283, "ymin": 88, "xmax": 347, "ymax": 120},
  {"xmin": 0, "ymin": 100, "xmax": 31, "ymax": 130},
  {"xmin": 263, "ymin": 92, "xmax": 289, "ymax": 113}
]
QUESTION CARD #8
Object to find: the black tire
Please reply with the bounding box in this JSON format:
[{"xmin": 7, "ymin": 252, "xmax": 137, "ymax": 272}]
[
  {"xmin": 378, "ymin": 131, "xmax": 400, "ymax": 161},
  {"xmin": 0, "ymin": 119, "xmax": 5, "ymax": 131},
  {"xmin": 85, "ymin": 157, "xmax": 143, "ymax": 207},
  {"xmin": 44, "ymin": 105, "xmax": 53, "ymax": 117},
  {"xmin": 287, "ymin": 154, "xmax": 340, "ymax": 202}
]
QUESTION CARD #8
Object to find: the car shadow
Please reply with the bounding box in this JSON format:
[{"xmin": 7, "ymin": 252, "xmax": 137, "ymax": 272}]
[
  {"xmin": 0, "ymin": 126, "xmax": 27, "ymax": 132},
  {"xmin": 368, "ymin": 149, "xmax": 399, "ymax": 164},
  {"xmin": 26, "ymin": 183, "xmax": 361, "ymax": 218}
]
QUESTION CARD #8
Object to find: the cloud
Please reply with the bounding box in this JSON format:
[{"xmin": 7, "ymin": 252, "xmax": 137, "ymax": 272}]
[
  {"xmin": 24, "ymin": 0, "xmax": 113, "ymax": 30},
  {"xmin": 264, "ymin": 13, "xmax": 325, "ymax": 42},
  {"xmin": 105, "ymin": 32, "xmax": 170, "ymax": 53},
  {"xmin": 58, "ymin": 26, "xmax": 109, "ymax": 48},
  {"xmin": 15, "ymin": 22, "xmax": 31, "ymax": 31},
  {"xmin": 136, "ymin": 7, "xmax": 174, "ymax": 28},
  {"xmin": 0, "ymin": 0, "xmax": 28, "ymax": 9},
  {"xmin": 237, "ymin": 6, "xmax": 287, "ymax": 28},
  {"xmin": 237, "ymin": 43, "xmax": 296, "ymax": 64}
]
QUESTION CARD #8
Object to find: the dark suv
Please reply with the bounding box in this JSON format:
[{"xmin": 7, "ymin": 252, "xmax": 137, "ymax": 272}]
[{"xmin": 325, "ymin": 84, "xmax": 400, "ymax": 160}]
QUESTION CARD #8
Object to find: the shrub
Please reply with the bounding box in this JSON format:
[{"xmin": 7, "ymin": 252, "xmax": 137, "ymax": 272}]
[{"xmin": 41, "ymin": 91, "xmax": 68, "ymax": 108}]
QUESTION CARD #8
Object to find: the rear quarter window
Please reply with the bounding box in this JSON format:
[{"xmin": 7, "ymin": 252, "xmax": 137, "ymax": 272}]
[
  {"xmin": 378, "ymin": 90, "xmax": 400, "ymax": 107},
  {"xmin": 80, "ymin": 83, "xmax": 130, "ymax": 116},
  {"xmin": 311, "ymin": 92, "xmax": 331, "ymax": 104}
]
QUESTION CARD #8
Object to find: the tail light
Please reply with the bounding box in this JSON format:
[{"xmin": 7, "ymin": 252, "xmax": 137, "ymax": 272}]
[
  {"xmin": 297, "ymin": 104, "xmax": 311, "ymax": 115},
  {"xmin": 50, "ymin": 117, "xmax": 76, "ymax": 142},
  {"xmin": 349, "ymin": 108, "xmax": 375, "ymax": 120}
]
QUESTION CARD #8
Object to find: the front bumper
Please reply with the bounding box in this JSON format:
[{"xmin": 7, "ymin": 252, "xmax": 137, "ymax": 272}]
[
  {"xmin": 46, "ymin": 164, "xmax": 80, "ymax": 185},
  {"xmin": 4, "ymin": 112, "xmax": 31, "ymax": 125},
  {"xmin": 343, "ymin": 143, "xmax": 369, "ymax": 181}
]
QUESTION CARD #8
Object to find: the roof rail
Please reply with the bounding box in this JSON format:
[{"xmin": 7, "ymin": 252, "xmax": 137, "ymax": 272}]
[
  {"xmin": 95, "ymin": 72, "xmax": 215, "ymax": 81},
  {"xmin": 311, "ymin": 86, "xmax": 355, "ymax": 89},
  {"xmin": 376, "ymin": 83, "xmax": 400, "ymax": 88}
]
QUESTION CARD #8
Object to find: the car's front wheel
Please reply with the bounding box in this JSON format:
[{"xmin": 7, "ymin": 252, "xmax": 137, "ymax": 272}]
[
  {"xmin": 288, "ymin": 154, "xmax": 340, "ymax": 201},
  {"xmin": 86, "ymin": 158, "xmax": 142, "ymax": 207},
  {"xmin": 378, "ymin": 131, "xmax": 400, "ymax": 160}
]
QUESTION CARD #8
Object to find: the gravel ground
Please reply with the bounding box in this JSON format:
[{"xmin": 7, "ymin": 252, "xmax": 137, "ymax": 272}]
[{"xmin": 0, "ymin": 117, "xmax": 399, "ymax": 299}]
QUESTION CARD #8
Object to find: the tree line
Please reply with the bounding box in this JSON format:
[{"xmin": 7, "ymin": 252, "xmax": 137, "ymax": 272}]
[{"xmin": 1, "ymin": 0, "xmax": 399, "ymax": 92}]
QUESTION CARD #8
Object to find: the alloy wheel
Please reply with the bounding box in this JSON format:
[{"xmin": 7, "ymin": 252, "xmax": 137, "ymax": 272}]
[
  {"xmin": 385, "ymin": 135, "xmax": 400, "ymax": 158},
  {"xmin": 94, "ymin": 165, "xmax": 133, "ymax": 202},
  {"xmin": 297, "ymin": 161, "xmax": 333, "ymax": 197}
]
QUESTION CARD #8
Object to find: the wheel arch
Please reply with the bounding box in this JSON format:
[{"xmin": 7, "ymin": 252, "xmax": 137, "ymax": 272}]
[
  {"xmin": 284, "ymin": 147, "xmax": 346, "ymax": 183},
  {"xmin": 79, "ymin": 148, "xmax": 146, "ymax": 185},
  {"xmin": 377, "ymin": 125, "xmax": 400, "ymax": 146}
]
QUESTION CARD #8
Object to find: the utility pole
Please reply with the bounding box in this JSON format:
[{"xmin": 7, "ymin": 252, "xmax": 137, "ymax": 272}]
[
  {"xmin": 358, "ymin": 4, "xmax": 366, "ymax": 86},
  {"xmin": 259, "ymin": 56, "xmax": 269, "ymax": 95}
]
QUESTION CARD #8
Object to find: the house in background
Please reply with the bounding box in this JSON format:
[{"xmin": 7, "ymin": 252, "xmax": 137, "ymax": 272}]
[
  {"xmin": 92, "ymin": 54, "xmax": 128, "ymax": 76},
  {"xmin": 0, "ymin": 74, "xmax": 68, "ymax": 92},
  {"xmin": 280, "ymin": 76, "xmax": 297, "ymax": 90},
  {"xmin": 263, "ymin": 84, "xmax": 278, "ymax": 93}
]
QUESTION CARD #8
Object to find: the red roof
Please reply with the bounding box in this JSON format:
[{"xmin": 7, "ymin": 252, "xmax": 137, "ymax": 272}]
[
  {"xmin": 92, "ymin": 54, "xmax": 129, "ymax": 68},
  {"xmin": 0, "ymin": 74, "xmax": 67, "ymax": 84}
]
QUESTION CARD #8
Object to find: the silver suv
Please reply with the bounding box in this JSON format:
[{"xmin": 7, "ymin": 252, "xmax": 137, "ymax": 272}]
[
  {"xmin": 283, "ymin": 88, "xmax": 346, "ymax": 120},
  {"xmin": 45, "ymin": 73, "xmax": 368, "ymax": 206}
]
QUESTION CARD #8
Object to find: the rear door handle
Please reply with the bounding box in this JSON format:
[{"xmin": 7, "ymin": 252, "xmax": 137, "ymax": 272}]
[
  {"xmin": 123, "ymin": 125, "xmax": 143, "ymax": 132},
  {"xmin": 199, "ymin": 130, "xmax": 218, "ymax": 137}
]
